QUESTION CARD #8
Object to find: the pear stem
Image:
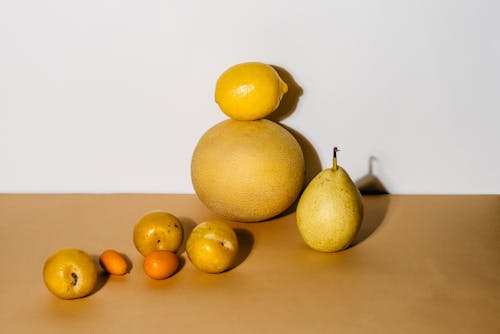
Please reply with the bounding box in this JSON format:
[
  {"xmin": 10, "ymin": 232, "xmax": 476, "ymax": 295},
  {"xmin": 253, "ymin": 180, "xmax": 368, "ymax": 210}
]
[{"xmin": 333, "ymin": 147, "xmax": 339, "ymax": 171}]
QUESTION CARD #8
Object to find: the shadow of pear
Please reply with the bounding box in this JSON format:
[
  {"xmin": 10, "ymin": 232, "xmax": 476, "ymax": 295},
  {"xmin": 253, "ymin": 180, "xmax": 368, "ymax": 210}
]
[
  {"xmin": 356, "ymin": 156, "xmax": 389, "ymax": 195},
  {"xmin": 267, "ymin": 66, "xmax": 303, "ymax": 122},
  {"xmin": 352, "ymin": 156, "xmax": 391, "ymax": 246},
  {"xmin": 352, "ymin": 194, "xmax": 391, "ymax": 246}
]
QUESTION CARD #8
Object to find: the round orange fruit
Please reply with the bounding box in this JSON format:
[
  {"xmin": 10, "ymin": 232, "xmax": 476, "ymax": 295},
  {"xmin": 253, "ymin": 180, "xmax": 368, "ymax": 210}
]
[{"xmin": 143, "ymin": 250, "xmax": 179, "ymax": 280}]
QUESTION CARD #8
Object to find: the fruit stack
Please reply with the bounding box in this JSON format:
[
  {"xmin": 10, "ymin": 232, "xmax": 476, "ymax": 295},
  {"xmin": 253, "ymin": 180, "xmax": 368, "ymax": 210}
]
[
  {"xmin": 42, "ymin": 61, "xmax": 365, "ymax": 300},
  {"xmin": 192, "ymin": 62, "xmax": 364, "ymax": 250},
  {"xmin": 191, "ymin": 62, "xmax": 306, "ymax": 222}
]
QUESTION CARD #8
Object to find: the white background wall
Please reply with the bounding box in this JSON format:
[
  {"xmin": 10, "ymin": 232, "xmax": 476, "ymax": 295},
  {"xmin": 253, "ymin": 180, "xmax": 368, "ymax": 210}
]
[{"xmin": 1, "ymin": 0, "xmax": 499, "ymax": 194}]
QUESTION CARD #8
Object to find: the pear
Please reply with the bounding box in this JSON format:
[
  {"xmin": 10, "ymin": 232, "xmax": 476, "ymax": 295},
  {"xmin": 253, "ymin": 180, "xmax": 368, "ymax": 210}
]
[{"xmin": 296, "ymin": 147, "xmax": 363, "ymax": 252}]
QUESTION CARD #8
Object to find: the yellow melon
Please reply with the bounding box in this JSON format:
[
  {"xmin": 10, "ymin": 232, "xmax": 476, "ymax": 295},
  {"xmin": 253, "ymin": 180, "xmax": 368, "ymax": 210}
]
[{"xmin": 191, "ymin": 119, "xmax": 305, "ymax": 222}]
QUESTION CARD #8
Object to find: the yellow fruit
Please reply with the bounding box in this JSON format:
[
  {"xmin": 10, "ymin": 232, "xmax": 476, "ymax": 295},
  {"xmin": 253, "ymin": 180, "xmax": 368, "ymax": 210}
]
[
  {"xmin": 99, "ymin": 249, "xmax": 129, "ymax": 275},
  {"xmin": 143, "ymin": 250, "xmax": 179, "ymax": 280},
  {"xmin": 43, "ymin": 248, "xmax": 98, "ymax": 299},
  {"xmin": 296, "ymin": 148, "xmax": 364, "ymax": 252},
  {"xmin": 215, "ymin": 62, "xmax": 288, "ymax": 120},
  {"xmin": 191, "ymin": 119, "xmax": 305, "ymax": 222},
  {"xmin": 186, "ymin": 221, "xmax": 239, "ymax": 274},
  {"xmin": 133, "ymin": 211, "xmax": 183, "ymax": 256}
]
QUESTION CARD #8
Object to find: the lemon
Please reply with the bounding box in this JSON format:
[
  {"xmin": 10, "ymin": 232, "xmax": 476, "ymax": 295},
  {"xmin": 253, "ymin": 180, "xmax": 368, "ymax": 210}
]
[{"xmin": 214, "ymin": 62, "xmax": 288, "ymax": 121}]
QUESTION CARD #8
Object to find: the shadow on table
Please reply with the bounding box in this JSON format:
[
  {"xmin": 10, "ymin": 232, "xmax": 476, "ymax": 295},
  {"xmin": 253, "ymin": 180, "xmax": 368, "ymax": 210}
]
[
  {"xmin": 351, "ymin": 156, "xmax": 391, "ymax": 246},
  {"xmin": 352, "ymin": 194, "xmax": 391, "ymax": 247},
  {"xmin": 177, "ymin": 216, "xmax": 198, "ymax": 255},
  {"xmin": 233, "ymin": 228, "xmax": 254, "ymax": 269},
  {"xmin": 90, "ymin": 255, "xmax": 110, "ymax": 296}
]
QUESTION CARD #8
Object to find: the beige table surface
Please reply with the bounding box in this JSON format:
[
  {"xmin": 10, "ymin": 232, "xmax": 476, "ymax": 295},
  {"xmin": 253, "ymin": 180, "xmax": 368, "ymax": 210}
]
[{"xmin": 0, "ymin": 194, "xmax": 498, "ymax": 333}]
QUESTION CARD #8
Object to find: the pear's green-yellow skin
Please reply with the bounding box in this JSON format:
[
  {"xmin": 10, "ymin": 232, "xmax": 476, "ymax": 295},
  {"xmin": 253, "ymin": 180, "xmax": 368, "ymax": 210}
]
[
  {"xmin": 43, "ymin": 248, "xmax": 98, "ymax": 299},
  {"xmin": 296, "ymin": 166, "xmax": 363, "ymax": 252}
]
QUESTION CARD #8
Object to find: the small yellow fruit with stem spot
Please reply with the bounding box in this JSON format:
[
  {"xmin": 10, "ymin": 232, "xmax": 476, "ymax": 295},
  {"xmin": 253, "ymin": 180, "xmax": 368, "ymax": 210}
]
[
  {"xmin": 43, "ymin": 248, "xmax": 98, "ymax": 299},
  {"xmin": 133, "ymin": 211, "xmax": 184, "ymax": 256},
  {"xmin": 186, "ymin": 221, "xmax": 239, "ymax": 274}
]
